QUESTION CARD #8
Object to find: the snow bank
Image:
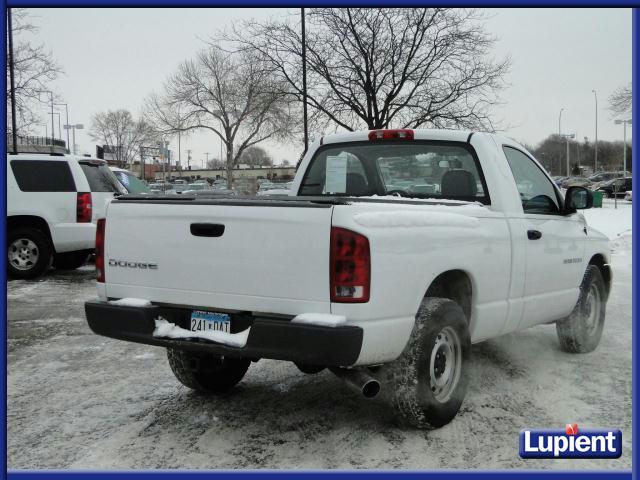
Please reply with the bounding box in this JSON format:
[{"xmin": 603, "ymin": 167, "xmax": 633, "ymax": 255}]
[
  {"xmin": 109, "ymin": 298, "xmax": 151, "ymax": 307},
  {"xmin": 152, "ymin": 318, "xmax": 249, "ymax": 348},
  {"xmin": 291, "ymin": 313, "xmax": 347, "ymax": 327},
  {"xmin": 353, "ymin": 210, "xmax": 480, "ymax": 229}
]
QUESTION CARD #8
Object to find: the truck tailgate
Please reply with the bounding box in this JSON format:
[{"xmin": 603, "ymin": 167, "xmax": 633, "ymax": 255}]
[{"xmin": 103, "ymin": 198, "xmax": 334, "ymax": 315}]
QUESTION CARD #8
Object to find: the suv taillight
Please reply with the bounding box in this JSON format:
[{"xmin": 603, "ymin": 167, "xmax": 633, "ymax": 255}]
[
  {"xmin": 330, "ymin": 227, "xmax": 370, "ymax": 303},
  {"xmin": 77, "ymin": 192, "xmax": 92, "ymax": 223},
  {"xmin": 96, "ymin": 218, "xmax": 106, "ymax": 283}
]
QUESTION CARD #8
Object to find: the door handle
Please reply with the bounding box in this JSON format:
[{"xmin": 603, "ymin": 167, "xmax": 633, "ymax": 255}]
[
  {"xmin": 190, "ymin": 223, "xmax": 225, "ymax": 237},
  {"xmin": 527, "ymin": 229, "xmax": 542, "ymax": 240}
]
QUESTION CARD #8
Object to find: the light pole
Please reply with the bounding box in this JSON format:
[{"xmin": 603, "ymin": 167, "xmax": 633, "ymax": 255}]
[
  {"xmin": 558, "ymin": 108, "xmax": 564, "ymax": 137},
  {"xmin": 63, "ymin": 123, "xmax": 84, "ymax": 155},
  {"xmin": 560, "ymin": 133, "xmax": 575, "ymax": 176},
  {"xmin": 55, "ymin": 103, "xmax": 70, "ymax": 151},
  {"xmin": 37, "ymin": 90, "xmax": 55, "ymax": 146},
  {"xmin": 614, "ymin": 119, "xmax": 632, "ymax": 174},
  {"xmin": 301, "ymin": 8, "xmax": 309, "ymax": 151},
  {"xmin": 592, "ymin": 90, "xmax": 598, "ymax": 173}
]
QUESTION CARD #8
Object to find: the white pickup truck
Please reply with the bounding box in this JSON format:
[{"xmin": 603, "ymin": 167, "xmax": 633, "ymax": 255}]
[{"xmin": 85, "ymin": 129, "xmax": 611, "ymax": 429}]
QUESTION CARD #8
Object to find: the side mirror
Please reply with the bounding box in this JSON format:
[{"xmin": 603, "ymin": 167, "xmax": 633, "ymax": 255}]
[{"xmin": 564, "ymin": 186, "xmax": 593, "ymax": 214}]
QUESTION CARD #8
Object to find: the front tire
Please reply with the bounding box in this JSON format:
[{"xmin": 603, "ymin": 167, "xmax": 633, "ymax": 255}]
[
  {"xmin": 167, "ymin": 349, "xmax": 250, "ymax": 393},
  {"xmin": 7, "ymin": 227, "xmax": 52, "ymax": 279},
  {"xmin": 556, "ymin": 265, "xmax": 606, "ymax": 353},
  {"xmin": 381, "ymin": 297, "xmax": 470, "ymax": 429}
]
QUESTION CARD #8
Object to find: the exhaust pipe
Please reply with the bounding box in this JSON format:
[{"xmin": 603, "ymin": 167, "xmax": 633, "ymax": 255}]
[{"xmin": 331, "ymin": 367, "xmax": 381, "ymax": 398}]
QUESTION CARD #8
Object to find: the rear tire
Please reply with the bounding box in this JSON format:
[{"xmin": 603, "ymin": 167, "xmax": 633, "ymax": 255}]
[
  {"xmin": 381, "ymin": 297, "xmax": 470, "ymax": 429},
  {"xmin": 556, "ymin": 265, "xmax": 606, "ymax": 353},
  {"xmin": 167, "ymin": 349, "xmax": 250, "ymax": 393},
  {"xmin": 52, "ymin": 250, "xmax": 90, "ymax": 270},
  {"xmin": 7, "ymin": 227, "xmax": 52, "ymax": 279}
]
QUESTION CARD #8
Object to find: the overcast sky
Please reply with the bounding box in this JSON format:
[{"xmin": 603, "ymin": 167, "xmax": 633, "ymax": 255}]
[{"xmin": 26, "ymin": 7, "xmax": 632, "ymax": 166}]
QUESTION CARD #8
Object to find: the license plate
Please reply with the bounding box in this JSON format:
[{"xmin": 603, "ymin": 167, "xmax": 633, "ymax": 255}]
[{"xmin": 190, "ymin": 310, "xmax": 231, "ymax": 334}]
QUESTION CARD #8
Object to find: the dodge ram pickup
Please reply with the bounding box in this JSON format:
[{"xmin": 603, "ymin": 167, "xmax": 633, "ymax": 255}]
[{"xmin": 85, "ymin": 129, "xmax": 611, "ymax": 429}]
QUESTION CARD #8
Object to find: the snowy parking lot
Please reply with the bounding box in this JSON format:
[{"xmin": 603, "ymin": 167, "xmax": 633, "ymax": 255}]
[{"xmin": 7, "ymin": 200, "xmax": 632, "ymax": 470}]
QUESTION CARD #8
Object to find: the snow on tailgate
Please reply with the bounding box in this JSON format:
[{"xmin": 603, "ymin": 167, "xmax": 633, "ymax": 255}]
[{"xmin": 353, "ymin": 210, "xmax": 480, "ymax": 228}]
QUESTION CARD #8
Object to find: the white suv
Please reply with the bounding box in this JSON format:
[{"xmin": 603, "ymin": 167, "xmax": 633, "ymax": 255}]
[{"xmin": 7, "ymin": 153, "xmax": 124, "ymax": 279}]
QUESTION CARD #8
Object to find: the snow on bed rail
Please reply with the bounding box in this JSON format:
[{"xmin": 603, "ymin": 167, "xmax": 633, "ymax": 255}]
[
  {"xmin": 291, "ymin": 313, "xmax": 347, "ymax": 327},
  {"xmin": 109, "ymin": 298, "xmax": 152, "ymax": 307},
  {"xmin": 353, "ymin": 210, "xmax": 480, "ymax": 229},
  {"xmin": 153, "ymin": 318, "xmax": 250, "ymax": 348}
]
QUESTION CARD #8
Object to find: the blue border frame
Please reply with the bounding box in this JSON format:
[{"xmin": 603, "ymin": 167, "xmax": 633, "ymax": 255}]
[{"xmin": 1, "ymin": 3, "xmax": 637, "ymax": 479}]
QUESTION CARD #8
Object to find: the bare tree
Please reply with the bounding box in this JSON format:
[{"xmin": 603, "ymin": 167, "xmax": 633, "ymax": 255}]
[
  {"xmin": 608, "ymin": 83, "xmax": 632, "ymax": 118},
  {"xmin": 146, "ymin": 45, "xmax": 295, "ymax": 188},
  {"xmin": 229, "ymin": 8, "xmax": 510, "ymax": 132},
  {"xmin": 89, "ymin": 109, "xmax": 156, "ymax": 168},
  {"xmin": 240, "ymin": 145, "xmax": 273, "ymax": 167},
  {"xmin": 6, "ymin": 9, "xmax": 63, "ymax": 135}
]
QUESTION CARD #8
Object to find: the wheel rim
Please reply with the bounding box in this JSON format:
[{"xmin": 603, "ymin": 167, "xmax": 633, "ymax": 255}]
[
  {"xmin": 429, "ymin": 326, "xmax": 462, "ymax": 403},
  {"xmin": 8, "ymin": 238, "xmax": 39, "ymax": 271},
  {"xmin": 584, "ymin": 283, "xmax": 602, "ymax": 336}
]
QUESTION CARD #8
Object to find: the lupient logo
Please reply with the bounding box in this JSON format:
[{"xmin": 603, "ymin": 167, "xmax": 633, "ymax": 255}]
[{"xmin": 519, "ymin": 424, "xmax": 622, "ymax": 459}]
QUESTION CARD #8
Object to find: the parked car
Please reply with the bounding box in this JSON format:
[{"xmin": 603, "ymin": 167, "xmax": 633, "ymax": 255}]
[
  {"xmin": 552, "ymin": 176, "xmax": 568, "ymax": 188},
  {"xmin": 170, "ymin": 179, "xmax": 189, "ymax": 194},
  {"xmin": 598, "ymin": 176, "xmax": 632, "ymax": 198},
  {"xmin": 182, "ymin": 183, "xmax": 213, "ymax": 195},
  {"xmin": 7, "ymin": 153, "xmax": 124, "ymax": 278},
  {"xmin": 148, "ymin": 182, "xmax": 176, "ymax": 195},
  {"xmin": 86, "ymin": 128, "xmax": 610, "ymax": 429},
  {"xmin": 256, "ymin": 183, "xmax": 291, "ymax": 196},
  {"xmin": 561, "ymin": 176, "xmax": 592, "ymax": 189},
  {"xmin": 110, "ymin": 167, "xmax": 151, "ymax": 195},
  {"xmin": 624, "ymin": 190, "xmax": 632, "ymax": 202}
]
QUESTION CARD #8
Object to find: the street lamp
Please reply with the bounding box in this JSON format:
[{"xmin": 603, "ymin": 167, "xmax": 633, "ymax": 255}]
[
  {"xmin": 36, "ymin": 90, "xmax": 54, "ymax": 146},
  {"xmin": 63, "ymin": 123, "xmax": 84, "ymax": 155},
  {"xmin": 592, "ymin": 90, "xmax": 598, "ymax": 173},
  {"xmin": 614, "ymin": 119, "xmax": 632, "ymax": 175},
  {"xmin": 560, "ymin": 133, "xmax": 575, "ymax": 176},
  {"xmin": 54, "ymin": 103, "xmax": 70, "ymax": 151},
  {"xmin": 558, "ymin": 108, "xmax": 565, "ymax": 137}
]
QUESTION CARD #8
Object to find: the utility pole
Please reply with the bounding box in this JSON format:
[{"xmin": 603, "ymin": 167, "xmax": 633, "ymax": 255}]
[
  {"xmin": 7, "ymin": 8, "xmax": 18, "ymax": 154},
  {"xmin": 301, "ymin": 8, "xmax": 309, "ymax": 152},
  {"xmin": 592, "ymin": 90, "xmax": 598, "ymax": 173},
  {"xmin": 205, "ymin": 152, "xmax": 210, "ymax": 169},
  {"xmin": 187, "ymin": 149, "xmax": 192, "ymax": 170}
]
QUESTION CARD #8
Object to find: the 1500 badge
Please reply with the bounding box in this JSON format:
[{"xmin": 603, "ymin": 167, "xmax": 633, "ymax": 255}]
[{"xmin": 108, "ymin": 259, "xmax": 158, "ymax": 269}]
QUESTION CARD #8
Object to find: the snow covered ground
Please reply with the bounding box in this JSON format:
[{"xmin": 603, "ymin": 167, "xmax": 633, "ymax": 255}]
[{"xmin": 7, "ymin": 200, "xmax": 632, "ymax": 470}]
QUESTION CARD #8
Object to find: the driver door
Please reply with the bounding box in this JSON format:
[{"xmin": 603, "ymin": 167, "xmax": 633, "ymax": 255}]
[{"xmin": 502, "ymin": 146, "xmax": 586, "ymax": 331}]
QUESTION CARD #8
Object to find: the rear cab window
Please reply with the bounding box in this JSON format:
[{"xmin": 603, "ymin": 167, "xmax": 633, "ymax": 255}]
[
  {"xmin": 298, "ymin": 141, "xmax": 490, "ymax": 204},
  {"xmin": 80, "ymin": 161, "xmax": 125, "ymax": 193},
  {"xmin": 10, "ymin": 160, "xmax": 76, "ymax": 192}
]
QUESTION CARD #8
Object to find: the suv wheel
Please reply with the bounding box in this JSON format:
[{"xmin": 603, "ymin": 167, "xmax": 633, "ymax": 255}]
[{"xmin": 7, "ymin": 227, "xmax": 52, "ymax": 279}]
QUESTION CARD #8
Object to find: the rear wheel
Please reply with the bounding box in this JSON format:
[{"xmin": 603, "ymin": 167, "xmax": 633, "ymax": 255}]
[
  {"xmin": 52, "ymin": 250, "xmax": 90, "ymax": 270},
  {"xmin": 381, "ymin": 297, "xmax": 470, "ymax": 429},
  {"xmin": 167, "ymin": 348, "xmax": 250, "ymax": 393},
  {"xmin": 7, "ymin": 227, "xmax": 52, "ymax": 279},
  {"xmin": 556, "ymin": 265, "xmax": 606, "ymax": 353}
]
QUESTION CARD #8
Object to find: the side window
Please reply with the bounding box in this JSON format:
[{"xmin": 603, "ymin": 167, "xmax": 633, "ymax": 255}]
[
  {"xmin": 503, "ymin": 146, "xmax": 560, "ymax": 215},
  {"xmin": 10, "ymin": 160, "xmax": 76, "ymax": 192}
]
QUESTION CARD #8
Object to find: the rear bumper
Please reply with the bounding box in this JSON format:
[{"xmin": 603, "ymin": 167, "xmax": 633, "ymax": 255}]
[{"xmin": 85, "ymin": 301, "xmax": 363, "ymax": 367}]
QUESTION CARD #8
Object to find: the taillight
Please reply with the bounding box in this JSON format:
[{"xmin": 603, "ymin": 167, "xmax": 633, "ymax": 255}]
[
  {"xmin": 96, "ymin": 218, "xmax": 106, "ymax": 283},
  {"xmin": 368, "ymin": 129, "xmax": 414, "ymax": 141},
  {"xmin": 330, "ymin": 227, "xmax": 370, "ymax": 303},
  {"xmin": 77, "ymin": 192, "xmax": 92, "ymax": 223}
]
